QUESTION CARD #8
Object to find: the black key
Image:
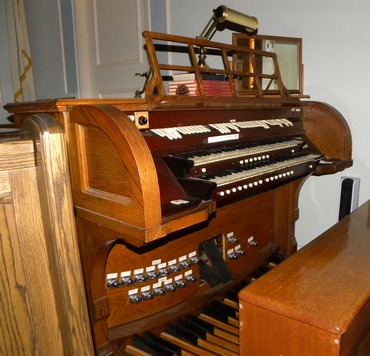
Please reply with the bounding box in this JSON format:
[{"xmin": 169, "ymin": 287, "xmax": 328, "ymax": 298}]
[
  {"xmin": 165, "ymin": 322, "xmax": 198, "ymax": 345},
  {"xmin": 185, "ymin": 314, "xmax": 214, "ymax": 334},
  {"xmin": 132, "ymin": 334, "xmax": 172, "ymax": 356},
  {"xmin": 177, "ymin": 319, "xmax": 207, "ymax": 339},
  {"xmin": 143, "ymin": 332, "xmax": 182, "ymax": 356},
  {"xmin": 203, "ymin": 304, "xmax": 229, "ymax": 323},
  {"xmin": 210, "ymin": 300, "xmax": 237, "ymax": 318},
  {"xmin": 194, "ymin": 150, "xmax": 209, "ymax": 157},
  {"xmin": 209, "ymin": 148, "xmax": 222, "ymax": 154},
  {"xmin": 226, "ymin": 288, "xmax": 239, "ymax": 302}
]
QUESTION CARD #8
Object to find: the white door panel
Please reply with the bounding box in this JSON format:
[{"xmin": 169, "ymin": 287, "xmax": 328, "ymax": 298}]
[{"xmin": 74, "ymin": 0, "xmax": 150, "ymax": 98}]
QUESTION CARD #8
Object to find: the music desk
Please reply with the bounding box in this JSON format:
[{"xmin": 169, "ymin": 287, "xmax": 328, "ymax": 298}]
[{"xmin": 239, "ymin": 200, "xmax": 370, "ymax": 355}]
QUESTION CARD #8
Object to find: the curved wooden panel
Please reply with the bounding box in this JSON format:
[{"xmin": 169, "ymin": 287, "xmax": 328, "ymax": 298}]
[
  {"xmin": 302, "ymin": 101, "xmax": 353, "ymax": 174},
  {"xmin": 66, "ymin": 104, "xmax": 163, "ymax": 244}
]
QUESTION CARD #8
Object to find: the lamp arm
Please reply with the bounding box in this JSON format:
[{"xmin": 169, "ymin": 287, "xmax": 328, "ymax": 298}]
[{"xmin": 197, "ymin": 15, "xmax": 218, "ymax": 40}]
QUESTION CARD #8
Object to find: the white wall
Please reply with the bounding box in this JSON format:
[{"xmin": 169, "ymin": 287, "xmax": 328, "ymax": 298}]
[{"xmin": 167, "ymin": 0, "xmax": 370, "ymax": 247}]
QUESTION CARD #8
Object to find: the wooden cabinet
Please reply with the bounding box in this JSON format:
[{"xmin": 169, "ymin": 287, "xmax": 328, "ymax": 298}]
[{"xmin": 0, "ymin": 115, "xmax": 93, "ymax": 355}]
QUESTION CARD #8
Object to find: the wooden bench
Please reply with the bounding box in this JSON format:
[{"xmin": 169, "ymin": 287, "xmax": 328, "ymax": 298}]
[{"xmin": 239, "ymin": 200, "xmax": 370, "ymax": 355}]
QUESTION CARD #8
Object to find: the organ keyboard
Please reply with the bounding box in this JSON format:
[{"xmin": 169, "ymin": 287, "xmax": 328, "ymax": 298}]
[
  {"xmin": 5, "ymin": 31, "xmax": 353, "ymax": 355},
  {"xmin": 164, "ymin": 134, "xmax": 322, "ymax": 202}
]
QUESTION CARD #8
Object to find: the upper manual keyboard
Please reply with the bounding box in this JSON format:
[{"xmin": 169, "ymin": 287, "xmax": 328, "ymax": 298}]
[{"xmin": 164, "ymin": 138, "xmax": 306, "ymax": 177}]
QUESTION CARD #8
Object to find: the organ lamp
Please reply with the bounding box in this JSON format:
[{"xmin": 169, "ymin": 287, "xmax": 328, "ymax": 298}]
[
  {"xmin": 198, "ymin": 4, "xmax": 258, "ymax": 40},
  {"xmin": 197, "ymin": 5, "xmax": 258, "ymax": 66}
]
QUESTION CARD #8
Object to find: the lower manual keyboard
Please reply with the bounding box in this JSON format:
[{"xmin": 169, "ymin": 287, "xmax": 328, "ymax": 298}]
[{"xmin": 178, "ymin": 153, "xmax": 322, "ymax": 201}]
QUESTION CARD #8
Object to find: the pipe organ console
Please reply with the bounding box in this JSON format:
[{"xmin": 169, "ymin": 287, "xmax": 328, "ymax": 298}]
[{"xmin": 5, "ymin": 31, "xmax": 353, "ymax": 355}]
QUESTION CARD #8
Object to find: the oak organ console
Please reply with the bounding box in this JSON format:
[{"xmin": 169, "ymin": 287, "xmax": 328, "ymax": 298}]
[{"xmin": 5, "ymin": 31, "xmax": 353, "ymax": 355}]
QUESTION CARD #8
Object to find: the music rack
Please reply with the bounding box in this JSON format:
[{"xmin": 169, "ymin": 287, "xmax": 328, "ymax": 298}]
[{"xmin": 143, "ymin": 31, "xmax": 292, "ymax": 105}]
